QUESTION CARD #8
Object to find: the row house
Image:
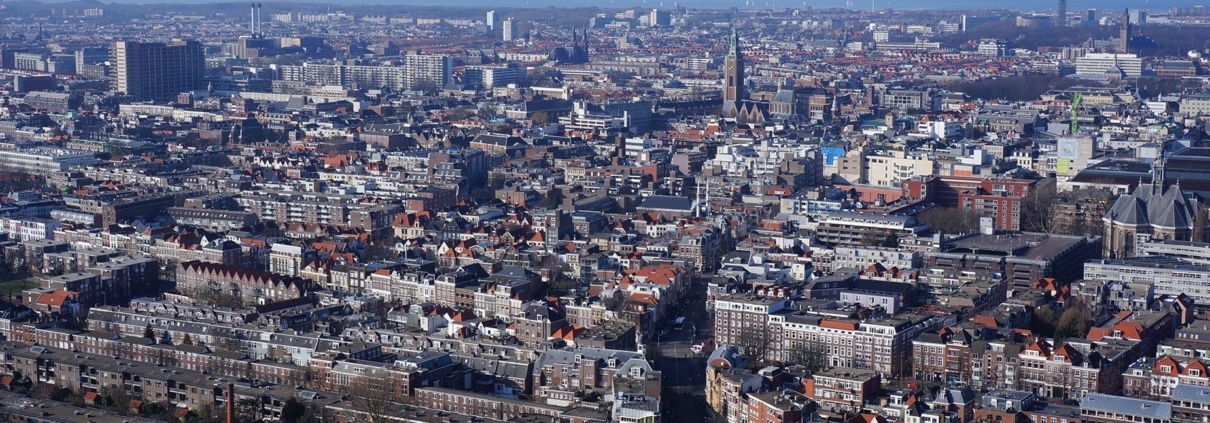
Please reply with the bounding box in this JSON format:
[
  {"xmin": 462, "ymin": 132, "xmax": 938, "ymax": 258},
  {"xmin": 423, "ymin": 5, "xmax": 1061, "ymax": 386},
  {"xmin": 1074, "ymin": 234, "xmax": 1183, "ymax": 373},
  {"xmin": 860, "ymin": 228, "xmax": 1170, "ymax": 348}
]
[
  {"xmin": 176, "ymin": 260, "xmax": 315, "ymax": 306},
  {"xmin": 530, "ymin": 347, "xmax": 660, "ymax": 407},
  {"xmin": 415, "ymin": 386, "xmax": 565, "ymax": 421},
  {"xmin": 1171, "ymin": 384, "xmax": 1210, "ymax": 423},
  {"xmin": 474, "ymin": 278, "xmax": 531, "ymax": 321},
  {"xmin": 776, "ymin": 313, "xmax": 938, "ymax": 379},
  {"xmin": 0, "ymin": 343, "xmax": 221, "ymax": 411},
  {"xmin": 746, "ymin": 390, "xmax": 813, "ymax": 423},
  {"xmin": 1123, "ymin": 356, "xmax": 1210, "ymax": 400},
  {"xmin": 804, "ymin": 367, "xmax": 881, "ymax": 414}
]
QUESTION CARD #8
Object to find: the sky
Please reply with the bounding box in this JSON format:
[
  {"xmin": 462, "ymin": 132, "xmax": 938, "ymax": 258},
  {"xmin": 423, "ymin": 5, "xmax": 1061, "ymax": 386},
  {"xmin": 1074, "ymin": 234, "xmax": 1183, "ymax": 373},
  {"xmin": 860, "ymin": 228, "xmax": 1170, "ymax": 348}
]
[{"xmin": 38, "ymin": 0, "xmax": 1207, "ymax": 11}]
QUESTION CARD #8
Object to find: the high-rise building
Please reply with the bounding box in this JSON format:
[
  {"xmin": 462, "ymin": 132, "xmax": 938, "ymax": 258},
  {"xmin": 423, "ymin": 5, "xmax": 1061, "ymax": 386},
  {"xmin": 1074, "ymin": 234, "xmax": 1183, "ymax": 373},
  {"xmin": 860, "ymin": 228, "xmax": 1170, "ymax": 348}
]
[
  {"xmin": 111, "ymin": 40, "xmax": 205, "ymax": 101},
  {"xmin": 648, "ymin": 9, "xmax": 671, "ymax": 27},
  {"xmin": 486, "ymin": 10, "xmax": 498, "ymax": 31},
  {"xmin": 502, "ymin": 18, "xmax": 518, "ymax": 42},
  {"xmin": 1057, "ymin": 0, "xmax": 1067, "ymax": 26},
  {"xmin": 1128, "ymin": 9, "xmax": 1147, "ymax": 28},
  {"xmin": 1087, "ymin": 9, "xmax": 1097, "ymax": 26}
]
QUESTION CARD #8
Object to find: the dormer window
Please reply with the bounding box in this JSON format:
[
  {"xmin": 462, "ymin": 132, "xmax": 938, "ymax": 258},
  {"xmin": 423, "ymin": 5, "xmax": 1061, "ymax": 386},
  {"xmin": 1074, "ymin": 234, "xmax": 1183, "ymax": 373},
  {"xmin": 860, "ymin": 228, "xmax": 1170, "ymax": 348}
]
[
  {"xmin": 1190, "ymin": 369, "xmax": 1201, "ymax": 377},
  {"xmin": 1161, "ymin": 365, "xmax": 1173, "ymax": 373}
]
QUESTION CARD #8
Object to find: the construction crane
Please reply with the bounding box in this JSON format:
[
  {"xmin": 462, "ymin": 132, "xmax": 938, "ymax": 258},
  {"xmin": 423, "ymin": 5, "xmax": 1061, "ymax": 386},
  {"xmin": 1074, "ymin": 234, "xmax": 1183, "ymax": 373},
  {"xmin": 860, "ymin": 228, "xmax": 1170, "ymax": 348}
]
[{"xmin": 1070, "ymin": 93, "xmax": 1082, "ymax": 135}]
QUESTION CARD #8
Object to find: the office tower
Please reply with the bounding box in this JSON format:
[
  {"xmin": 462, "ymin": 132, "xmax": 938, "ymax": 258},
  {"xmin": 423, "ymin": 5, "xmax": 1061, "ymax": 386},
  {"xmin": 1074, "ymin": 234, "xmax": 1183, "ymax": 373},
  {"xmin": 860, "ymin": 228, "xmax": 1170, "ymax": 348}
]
[
  {"xmin": 649, "ymin": 9, "xmax": 671, "ymax": 26},
  {"xmin": 111, "ymin": 40, "xmax": 205, "ymax": 101},
  {"xmin": 502, "ymin": 18, "xmax": 518, "ymax": 42},
  {"xmin": 1128, "ymin": 9, "xmax": 1147, "ymax": 28},
  {"xmin": 1057, "ymin": 0, "xmax": 1067, "ymax": 26},
  {"xmin": 1087, "ymin": 9, "xmax": 1097, "ymax": 25},
  {"xmin": 486, "ymin": 10, "xmax": 498, "ymax": 31},
  {"xmin": 722, "ymin": 27, "xmax": 745, "ymax": 108}
]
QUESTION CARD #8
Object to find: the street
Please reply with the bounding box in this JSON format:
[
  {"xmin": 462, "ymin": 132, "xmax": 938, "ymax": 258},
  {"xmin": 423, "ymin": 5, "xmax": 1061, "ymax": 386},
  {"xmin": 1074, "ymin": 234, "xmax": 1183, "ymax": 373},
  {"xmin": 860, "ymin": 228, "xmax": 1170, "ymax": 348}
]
[{"xmin": 656, "ymin": 277, "xmax": 712, "ymax": 422}]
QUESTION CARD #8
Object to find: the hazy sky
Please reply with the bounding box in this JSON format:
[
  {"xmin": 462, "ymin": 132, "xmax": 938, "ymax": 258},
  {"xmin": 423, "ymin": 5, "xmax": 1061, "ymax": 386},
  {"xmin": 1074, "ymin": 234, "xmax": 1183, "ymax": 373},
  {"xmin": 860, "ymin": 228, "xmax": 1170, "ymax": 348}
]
[{"xmin": 46, "ymin": 0, "xmax": 1205, "ymax": 11}]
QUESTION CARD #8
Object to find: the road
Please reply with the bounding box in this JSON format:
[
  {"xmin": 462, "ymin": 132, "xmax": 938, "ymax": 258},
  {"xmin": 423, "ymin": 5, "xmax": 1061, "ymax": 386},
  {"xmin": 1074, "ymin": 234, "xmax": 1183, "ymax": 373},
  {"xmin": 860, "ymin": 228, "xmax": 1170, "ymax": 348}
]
[{"xmin": 656, "ymin": 277, "xmax": 712, "ymax": 422}]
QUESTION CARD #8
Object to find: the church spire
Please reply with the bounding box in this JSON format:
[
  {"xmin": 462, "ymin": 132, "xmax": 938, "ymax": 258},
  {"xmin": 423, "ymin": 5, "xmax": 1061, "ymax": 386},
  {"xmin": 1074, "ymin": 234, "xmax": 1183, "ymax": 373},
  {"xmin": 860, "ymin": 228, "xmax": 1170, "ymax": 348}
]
[
  {"xmin": 729, "ymin": 26, "xmax": 741, "ymax": 57},
  {"xmin": 1153, "ymin": 141, "xmax": 1167, "ymax": 194}
]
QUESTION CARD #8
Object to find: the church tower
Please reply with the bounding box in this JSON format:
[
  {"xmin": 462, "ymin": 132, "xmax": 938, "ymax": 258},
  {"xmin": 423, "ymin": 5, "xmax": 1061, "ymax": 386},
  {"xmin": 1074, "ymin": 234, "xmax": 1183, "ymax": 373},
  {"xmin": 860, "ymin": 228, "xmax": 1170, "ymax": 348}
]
[{"xmin": 723, "ymin": 27, "xmax": 745, "ymax": 109}]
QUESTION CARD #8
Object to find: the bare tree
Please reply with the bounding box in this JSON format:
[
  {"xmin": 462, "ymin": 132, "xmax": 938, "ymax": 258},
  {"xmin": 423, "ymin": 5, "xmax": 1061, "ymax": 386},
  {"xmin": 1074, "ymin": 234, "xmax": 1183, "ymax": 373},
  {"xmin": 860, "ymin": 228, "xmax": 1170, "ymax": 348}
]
[
  {"xmin": 735, "ymin": 329, "xmax": 774, "ymax": 368},
  {"xmin": 1021, "ymin": 185, "xmax": 1059, "ymax": 233},
  {"xmin": 347, "ymin": 374, "xmax": 401, "ymax": 423},
  {"xmin": 917, "ymin": 207, "xmax": 981, "ymax": 234},
  {"xmin": 786, "ymin": 341, "xmax": 828, "ymax": 375}
]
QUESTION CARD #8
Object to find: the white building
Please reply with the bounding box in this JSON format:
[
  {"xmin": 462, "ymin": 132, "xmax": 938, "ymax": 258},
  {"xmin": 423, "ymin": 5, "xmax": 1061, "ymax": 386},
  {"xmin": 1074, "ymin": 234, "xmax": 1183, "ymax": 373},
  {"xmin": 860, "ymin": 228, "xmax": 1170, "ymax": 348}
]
[
  {"xmin": 832, "ymin": 246, "xmax": 920, "ymax": 271},
  {"xmin": 1075, "ymin": 53, "xmax": 1143, "ymax": 77},
  {"xmin": 502, "ymin": 18, "xmax": 518, "ymax": 42},
  {"xmin": 865, "ymin": 151, "xmax": 935, "ymax": 187},
  {"xmin": 0, "ymin": 217, "xmax": 61, "ymax": 242},
  {"xmin": 0, "ymin": 148, "xmax": 99, "ymax": 176},
  {"xmin": 920, "ymin": 120, "xmax": 964, "ymax": 140},
  {"xmin": 464, "ymin": 64, "xmax": 524, "ymax": 88}
]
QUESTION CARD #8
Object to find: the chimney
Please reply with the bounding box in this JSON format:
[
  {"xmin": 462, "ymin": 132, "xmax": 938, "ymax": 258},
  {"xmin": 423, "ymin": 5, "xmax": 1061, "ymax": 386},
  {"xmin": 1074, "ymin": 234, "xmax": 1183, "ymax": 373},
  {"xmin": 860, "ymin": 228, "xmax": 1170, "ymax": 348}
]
[
  {"xmin": 250, "ymin": 4, "xmax": 256, "ymax": 35},
  {"xmin": 226, "ymin": 383, "xmax": 236, "ymax": 423}
]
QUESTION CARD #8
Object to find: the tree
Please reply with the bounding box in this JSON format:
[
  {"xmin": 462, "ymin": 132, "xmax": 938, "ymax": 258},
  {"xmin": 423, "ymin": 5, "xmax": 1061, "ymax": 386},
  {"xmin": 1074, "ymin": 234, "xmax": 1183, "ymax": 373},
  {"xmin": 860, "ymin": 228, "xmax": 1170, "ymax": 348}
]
[
  {"xmin": 181, "ymin": 333, "xmax": 193, "ymax": 346},
  {"xmin": 735, "ymin": 329, "xmax": 774, "ymax": 367},
  {"xmin": 1021, "ymin": 185, "xmax": 1059, "ymax": 233},
  {"xmin": 236, "ymin": 397, "xmax": 262, "ymax": 423},
  {"xmin": 531, "ymin": 111, "xmax": 552, "ymax": 125},
  {"xmin": 100, "ymin": 385, "xmax": 130, "ymax": 413},
  {"xmin": 1031, "ymin": 305, "xmax": 1060, "ymax": 337},
  {"xmin": 29, "ymin": 383, "xmax": 64, "ymax": 400},
  {"xmin": 917, "ymin": 207, "xmax": 982, "ymax": 234},
  {"xmin": 281, "ymin": 397, "xmax": 307, "ymax": 423},
  {"xmin": 143, "ymin": 324, "xmax": 155, "ymax": 339},
  {"xmin": 187, "ymin": 402, "xmax": 220, "ymax": 423},
  {"xmin": 1054, "ymin": 296, "xmax": 1095, "ymax": 343},
  {"xmin": 347, "ymin": 374, "xmax": 401, "ymax": 423},
  {"xmin": 786, "ymin": 342, "xmax": 828, "ymax": 375},
  {"xmin": 880, "ymin": 233, "xmax": 900, "ymax": 248}
]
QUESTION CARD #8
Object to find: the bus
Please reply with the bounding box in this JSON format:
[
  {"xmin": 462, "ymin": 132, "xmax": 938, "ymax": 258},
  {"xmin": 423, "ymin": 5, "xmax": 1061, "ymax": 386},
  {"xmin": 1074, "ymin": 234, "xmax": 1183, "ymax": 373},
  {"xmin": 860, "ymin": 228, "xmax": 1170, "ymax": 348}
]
[{"xmin": 673, "ymin": 316, "xmax": 686, "ymax": 330}]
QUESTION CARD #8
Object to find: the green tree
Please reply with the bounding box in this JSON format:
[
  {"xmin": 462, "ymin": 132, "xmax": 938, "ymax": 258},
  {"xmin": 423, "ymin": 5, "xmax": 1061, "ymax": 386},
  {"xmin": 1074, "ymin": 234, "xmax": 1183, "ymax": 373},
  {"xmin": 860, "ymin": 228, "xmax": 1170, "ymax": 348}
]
[
  {"xmin": 181, "ymin": 333, "xmax": 193, "ymax": 346},
  {"xmin": 143, "ymin": 324, "xmax": 155, "ymax": 339},
  {"xmin": 1054, "ymin": 296, "xmax": 1095, "ymax": 343},
  {"xmin": 281, "ymin": 397, "xmax": 307, "ymax": 423}
]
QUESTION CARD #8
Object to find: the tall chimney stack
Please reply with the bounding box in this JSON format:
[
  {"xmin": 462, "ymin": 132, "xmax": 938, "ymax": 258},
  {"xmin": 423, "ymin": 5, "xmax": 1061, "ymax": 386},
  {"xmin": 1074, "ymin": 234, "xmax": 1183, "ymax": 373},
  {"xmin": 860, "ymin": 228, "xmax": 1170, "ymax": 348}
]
[
  {"xmin": 256, "ymin": 3, "xmax": 262, "ymax": 37},
  {"xmin": 225, "ymin": 383, "xmax": 236, "ymax": 423},
  {"xmin": 250, "ymin": 4, "xmax": 256, "ymax": 36}
]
